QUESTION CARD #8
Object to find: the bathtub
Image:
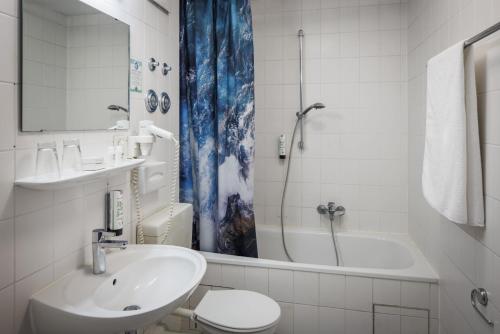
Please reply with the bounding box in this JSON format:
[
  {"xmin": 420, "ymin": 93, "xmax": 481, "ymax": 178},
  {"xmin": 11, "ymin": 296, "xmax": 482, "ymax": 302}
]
[
  {"xmin": 194, "ymin": 226, "xmax": 439, "ymax": 333},
  {"xmin": 203, "ymin": 225, "xmax": 437, "ymax": 282}
]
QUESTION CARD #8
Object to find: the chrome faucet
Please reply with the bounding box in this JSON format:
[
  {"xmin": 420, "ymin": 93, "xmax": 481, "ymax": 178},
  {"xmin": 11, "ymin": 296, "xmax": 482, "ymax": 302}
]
[
  {"xmin": 317, "ymin": 202, "xmax": 346, "ymax": 220},
  {"xmin": 92, "ymin": 229, "xmax": 128, "ymax": 274}
]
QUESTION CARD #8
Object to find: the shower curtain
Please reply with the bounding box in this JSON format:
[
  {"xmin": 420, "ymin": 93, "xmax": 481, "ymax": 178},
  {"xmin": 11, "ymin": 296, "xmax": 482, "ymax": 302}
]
[{"xmin": 179, "ymin": 0, "xmax": 258, "ymax": 257}]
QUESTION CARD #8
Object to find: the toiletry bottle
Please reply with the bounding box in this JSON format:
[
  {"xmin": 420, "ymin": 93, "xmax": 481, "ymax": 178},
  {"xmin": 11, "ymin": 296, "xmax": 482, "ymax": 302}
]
[{"xmin": 279, "ymin": 134, "xmax": 286, "ymax": 159}]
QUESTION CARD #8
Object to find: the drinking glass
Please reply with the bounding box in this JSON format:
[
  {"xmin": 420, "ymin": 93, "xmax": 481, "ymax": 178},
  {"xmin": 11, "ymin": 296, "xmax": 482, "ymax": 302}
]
[
  {"xmin": 62, "ymin": 139, "xmax": 82, "ymax": 175},
  {"xmin": 36, "ymin": 141, "xmax": 60, "ymax": 179}
]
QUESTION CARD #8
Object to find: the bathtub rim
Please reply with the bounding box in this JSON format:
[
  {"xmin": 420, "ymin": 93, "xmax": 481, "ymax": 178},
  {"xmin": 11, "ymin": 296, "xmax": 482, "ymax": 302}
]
[{"xmin": 201, "ymin": 229, "xmax": 438, "ymax": 284}]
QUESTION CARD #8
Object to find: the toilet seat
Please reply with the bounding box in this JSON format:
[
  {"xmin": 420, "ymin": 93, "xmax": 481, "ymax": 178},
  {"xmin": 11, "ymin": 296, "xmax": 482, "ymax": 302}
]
[{"xmin": 194, "ymin": 290, "xmax": 281, "ymax": 333}]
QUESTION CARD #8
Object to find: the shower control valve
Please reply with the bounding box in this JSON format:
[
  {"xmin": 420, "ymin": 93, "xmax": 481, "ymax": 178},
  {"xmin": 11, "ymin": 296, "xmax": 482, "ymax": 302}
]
[{"xmin": 317, "ymin": 202, "xmax": 346, "ymax": 219}]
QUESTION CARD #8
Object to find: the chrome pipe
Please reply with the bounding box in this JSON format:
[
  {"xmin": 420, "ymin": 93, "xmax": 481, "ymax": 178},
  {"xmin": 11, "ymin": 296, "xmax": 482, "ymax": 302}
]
[{"xmin": 298, "ymin": 29, "xmax": 304, "ymax": 150}]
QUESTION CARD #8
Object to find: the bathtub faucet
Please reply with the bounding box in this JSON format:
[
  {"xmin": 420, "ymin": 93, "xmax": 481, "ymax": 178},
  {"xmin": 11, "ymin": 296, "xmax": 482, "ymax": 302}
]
[{"xmin": 317, "ymin": 202, "xmax": 346, "ymax": 220}]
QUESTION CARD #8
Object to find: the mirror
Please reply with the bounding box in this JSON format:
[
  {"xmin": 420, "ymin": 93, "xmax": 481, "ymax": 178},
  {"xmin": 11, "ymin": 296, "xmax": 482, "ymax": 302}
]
[{"xmin": 21, "ymin": 0, "xmax": 130, "ymax": 132}]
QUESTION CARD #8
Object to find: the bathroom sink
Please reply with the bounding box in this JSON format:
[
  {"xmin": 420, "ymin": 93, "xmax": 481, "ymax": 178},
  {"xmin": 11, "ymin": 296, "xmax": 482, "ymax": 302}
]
[{"xmin": 30, "ymin": 245, "xmax": 206, "ymax": 334}]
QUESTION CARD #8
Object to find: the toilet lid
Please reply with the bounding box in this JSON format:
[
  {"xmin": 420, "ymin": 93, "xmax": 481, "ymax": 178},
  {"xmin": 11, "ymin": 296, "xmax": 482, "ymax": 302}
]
[{"xmin": 194, "ymin": 290, "xmax": 281, "ymax": 331}]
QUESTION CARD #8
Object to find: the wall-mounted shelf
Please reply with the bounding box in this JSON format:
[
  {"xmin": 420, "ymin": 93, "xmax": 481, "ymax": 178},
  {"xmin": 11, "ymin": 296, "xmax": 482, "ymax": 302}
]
[{"xmin": 15, "ymin": 159, "xmax": 145, "ymax": 190}]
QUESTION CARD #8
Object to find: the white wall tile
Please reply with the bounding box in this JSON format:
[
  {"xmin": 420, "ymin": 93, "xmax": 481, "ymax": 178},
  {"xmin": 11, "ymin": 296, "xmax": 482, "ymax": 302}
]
[
  {"xmin": 0, "ymin": 285, "xmax": 14, "ymax": 334},
  {"xmin": 375, "ymin": 313, "xmax": 401, "ymax": 334},
  {"xmin": 14, "ymin": 265, "xmax": 53, "ymax": 333},
  {"xmin": 340, "ymin": 7, "xmax": 360, "ymax": 33},
  {"xmin": 276, "ymin": 302, "xmax": 294, "ymax": 334},
  {"xmin": 319, "ymin": 307, "xmax": 344, "ymax": 334},
  {"xmin": 0, "ymin": 0, "xmax": 17, "ymax": 17},
  {"xmin": 53, "ymin": 199, "xmax": 85, "ymax": 260},
  {"xmin": 401, "ymin": 281, "xmax": 430, "ymax": 309},
  {"xmin": 0, "ymin": 219, "xmax": 14, "ymax": 289},
  {"xmin": 245, "ymin": 266, "xmax": 269, "ymax": 295},
  {"xmin": 294, "ymin": 271, "xmax": 319, "ymax": 305},
  {"xmin": 293, "ymin": 304, "xmax": 319, "ymax": 334},
  {"xmin": 14, "ymin": 186, "xmax": 53, "ymax": 217},
  {"xmin": 321, "ymin": 9, "xmax": 340, "ymax": 34},
  {"xmin": 202, "ymin": 263, "xmax": 222, "ymax": 286},
  {"xmin": 269, "ymin": 269, "xmax": 294, "ymax": 303},
  {"xmin": 15, "ymin": 208, "xmax": 53, "ymax": 280},
  {"xmin": 379, "ymin": 4, "xmax": 400, "ymax": 30},
  {"xmin": 430, "ymin": 283, "xmax": 439, "ymax": 319},
  {"xmin": 401, "ymin": 316, "xmax": 427, "ymax": 334},
  {"xmin": 54, "ymin": 248, "xmax": 85, "ymax": 280},
  {"xmin": 0, "ymin": 83, "xmax": 15, "ymax": 150},
  {"xmin": 0, "ymin": 13, "xmax": 18, "ymax": 83},
  {"xmin": 345, "ymin": 310, "xmax": 372, "ymax": 334},
  {"xmin": 221, "ymin": 264, "xmax": 246, "ymax": 289},
  {"xmin": 345, "ymin": 276, "xmax": 373, "ymax": 311},
  {"xmin": 0, "ymin": 151, "xmax": 14, "ymax": 220},
  {"xmin": 319, "ymin": 273, "xmax": 345, "ymax": 308},
  {"xmin": 373, "ymin": 278, "xmax": 401, "ymax": 306},
  {"xmin": 360, "ymin": 6, "xmax": 379, "ymax": 31}
]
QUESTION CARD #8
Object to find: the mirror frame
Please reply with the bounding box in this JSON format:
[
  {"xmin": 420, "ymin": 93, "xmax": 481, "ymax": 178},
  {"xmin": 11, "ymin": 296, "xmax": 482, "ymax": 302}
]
[{"xmin": 19, "ymin": 0, "xmax": 131, "ymax": 132}]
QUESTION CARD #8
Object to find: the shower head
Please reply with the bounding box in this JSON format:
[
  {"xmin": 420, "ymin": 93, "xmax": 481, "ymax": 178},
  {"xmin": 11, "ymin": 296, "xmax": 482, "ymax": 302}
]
[
  {"xmin": 107, "ymin": 105, "xmax": 129, "ymax": 113},
  {"xmin": 297, "ymin": 102, "xmax": 325, "ymax": 118}
]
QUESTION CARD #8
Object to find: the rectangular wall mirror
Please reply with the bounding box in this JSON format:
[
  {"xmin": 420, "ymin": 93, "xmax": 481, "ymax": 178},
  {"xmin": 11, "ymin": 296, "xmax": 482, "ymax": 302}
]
[{"xmin": 21, "ymin": 0, "xmax": 130, "ymax": 132}]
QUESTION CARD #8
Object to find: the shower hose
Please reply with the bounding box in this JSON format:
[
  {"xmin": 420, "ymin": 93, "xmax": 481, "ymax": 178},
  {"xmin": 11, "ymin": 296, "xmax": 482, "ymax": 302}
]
[
  {"xmin": 329, "ymin": 214, "xmax": 342, "ymax": 266},
  {"xmin": 280, "ymin": 118, "xmax": 342, "ymax": 266},
  {"xmin": 280, "ymin": 119, "xmax": 299, "ymax": 262}
]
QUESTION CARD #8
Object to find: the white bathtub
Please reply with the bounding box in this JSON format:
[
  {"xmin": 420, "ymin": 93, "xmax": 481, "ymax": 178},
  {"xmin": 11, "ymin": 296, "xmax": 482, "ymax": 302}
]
[
  {"xmin": 203, "ymin": 225, "xmax": 438, "ymax": 283},
  {"xmin": 196, "ymin": 226, "xmax": 439, "ymax": 334}
]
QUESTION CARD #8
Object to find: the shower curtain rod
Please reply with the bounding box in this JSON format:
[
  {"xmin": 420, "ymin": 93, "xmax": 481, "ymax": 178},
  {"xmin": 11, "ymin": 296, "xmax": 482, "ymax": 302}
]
[{"xmin": 464, "ymin": 21, "xmax": 500, "ymax": 48}]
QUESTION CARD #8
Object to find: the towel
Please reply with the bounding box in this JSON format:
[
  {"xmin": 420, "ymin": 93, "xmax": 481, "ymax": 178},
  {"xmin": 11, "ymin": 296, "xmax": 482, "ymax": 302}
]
[{"xmin": 422, "ymin": 41, "xmax": 484, "ymax": 226}]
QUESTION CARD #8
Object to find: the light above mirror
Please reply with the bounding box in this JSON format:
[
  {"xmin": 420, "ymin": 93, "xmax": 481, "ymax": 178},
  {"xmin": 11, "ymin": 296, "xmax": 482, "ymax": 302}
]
[{"xmin": 21, "ymin": 0, "xmax": 130, "ymax": 132}]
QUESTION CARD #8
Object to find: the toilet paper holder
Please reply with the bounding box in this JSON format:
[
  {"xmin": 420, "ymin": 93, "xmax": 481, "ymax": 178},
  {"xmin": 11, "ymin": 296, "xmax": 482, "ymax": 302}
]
[{"xmin": 471, "ymin": 288, "xmax": 494, "ymax": 327}]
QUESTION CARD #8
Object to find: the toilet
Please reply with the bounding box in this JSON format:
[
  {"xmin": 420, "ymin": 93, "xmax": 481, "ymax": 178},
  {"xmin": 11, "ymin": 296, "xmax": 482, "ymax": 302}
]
[
  {"xmin": 194, "ymin": 290, "xmax": 280, "ymax": 334},
  {"xmin": 142, "ymin": 204, "xmax": 281, "ymax": 334}
]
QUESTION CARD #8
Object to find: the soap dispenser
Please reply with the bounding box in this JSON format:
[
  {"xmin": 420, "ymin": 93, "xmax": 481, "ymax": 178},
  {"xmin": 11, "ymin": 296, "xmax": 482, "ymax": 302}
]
[{"xmin": 105, "ymin": 190, "xmax": 124, "ymax": 236}]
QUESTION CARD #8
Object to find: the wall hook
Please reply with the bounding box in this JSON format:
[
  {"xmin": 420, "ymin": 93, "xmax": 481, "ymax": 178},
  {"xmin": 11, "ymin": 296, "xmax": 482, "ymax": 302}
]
[
  {"xmin": 162, "ymin": 63, "xmax": 172, "ymax": 76},
  {"xmin": 148, "ymin": 58, "xmax": 160, "ymax": 71}
]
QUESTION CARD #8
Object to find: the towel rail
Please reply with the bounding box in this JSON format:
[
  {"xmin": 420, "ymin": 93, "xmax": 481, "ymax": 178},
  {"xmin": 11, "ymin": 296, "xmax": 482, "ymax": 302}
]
[{"xmin": 464, "ymin": 21, "xmax": 500, "ymax": 48}]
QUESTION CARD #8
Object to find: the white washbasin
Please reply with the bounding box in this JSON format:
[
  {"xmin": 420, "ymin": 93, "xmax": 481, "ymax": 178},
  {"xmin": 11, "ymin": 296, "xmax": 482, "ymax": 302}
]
[{"xmin": 30, "ymin": 245, "xmax": 206, "ymax": 334}]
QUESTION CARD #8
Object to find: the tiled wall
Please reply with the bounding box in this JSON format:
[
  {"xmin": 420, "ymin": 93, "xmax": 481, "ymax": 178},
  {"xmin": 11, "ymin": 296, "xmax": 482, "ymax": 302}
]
[
  {"xmin": 0, "ymin": 0, "xmax": 179, "ymax": 333},
  {"xmin": 251, "ymin": 0, "xmax": 410, "ymax": 233},
  {"xmin": 65, "ymin": 13, "xmax": 129, "ymax": 130},
  {"xmin": 22, "ymin": 3, "xmax": 67, "ymax": 131},
  {"xmin": 185, "ymin": 262, "xmax": 438, "ymax": 334},
  {"xmin": 407, "ymin": 0, "xmax": 500, "ymax": 333}
]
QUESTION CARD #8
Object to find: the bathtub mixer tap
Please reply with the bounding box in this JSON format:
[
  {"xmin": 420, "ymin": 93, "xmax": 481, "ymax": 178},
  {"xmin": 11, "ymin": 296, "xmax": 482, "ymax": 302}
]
[{"xmin": 317, "ymin": 202, "xmax": 346, "ymax": 220}]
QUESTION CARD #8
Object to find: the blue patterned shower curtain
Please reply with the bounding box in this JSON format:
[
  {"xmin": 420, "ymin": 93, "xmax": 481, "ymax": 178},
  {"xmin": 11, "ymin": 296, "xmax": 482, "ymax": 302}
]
[{"xmin": 179, "ymin": 0, "xmax": 257, "ymax": 257}]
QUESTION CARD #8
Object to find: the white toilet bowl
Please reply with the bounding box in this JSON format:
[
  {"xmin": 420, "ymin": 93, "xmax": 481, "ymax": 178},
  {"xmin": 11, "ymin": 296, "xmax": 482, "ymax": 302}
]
[
  {"xmin": 141, "ymin": 204, "xmax": 281, "ymax": 334},
  {"xmin": 193, "ymin": 290, "xmax": 281, "ymax": 334}
]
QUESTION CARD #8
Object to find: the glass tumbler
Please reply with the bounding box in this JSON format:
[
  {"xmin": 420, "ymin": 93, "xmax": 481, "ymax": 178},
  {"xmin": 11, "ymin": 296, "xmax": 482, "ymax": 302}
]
[
  {"xmin": 36, "ymin": 141, "xmax": 60, "ymax": 179},
  {"xmin": 62, "ymin": 139, "xmax": 82, "ymax": 175}
]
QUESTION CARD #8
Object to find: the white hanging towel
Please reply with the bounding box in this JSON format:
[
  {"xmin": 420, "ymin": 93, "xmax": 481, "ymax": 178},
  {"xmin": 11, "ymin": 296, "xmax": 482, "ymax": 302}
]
[{"xmin": 422, "ymin": 41, "xmax": 484, "ymax": 226}]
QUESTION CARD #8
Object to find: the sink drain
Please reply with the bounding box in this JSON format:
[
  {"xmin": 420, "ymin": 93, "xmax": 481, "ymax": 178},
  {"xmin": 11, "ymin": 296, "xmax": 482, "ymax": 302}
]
[{"xmin": 123, "ymin": 305, "xmax": 141, "ymax": 311}]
